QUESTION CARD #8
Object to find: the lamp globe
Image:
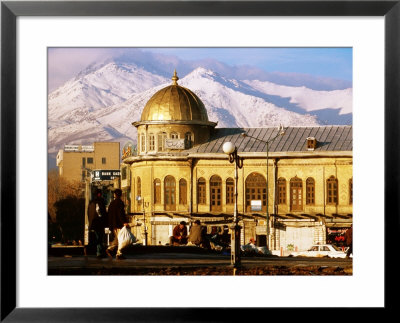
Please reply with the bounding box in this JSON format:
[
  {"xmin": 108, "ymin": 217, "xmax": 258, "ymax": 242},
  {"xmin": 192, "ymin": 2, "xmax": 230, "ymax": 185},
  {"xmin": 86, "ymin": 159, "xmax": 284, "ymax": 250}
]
[{"xmin": 223, "ymin": 142, "xmax": 235, "ymax": 155}]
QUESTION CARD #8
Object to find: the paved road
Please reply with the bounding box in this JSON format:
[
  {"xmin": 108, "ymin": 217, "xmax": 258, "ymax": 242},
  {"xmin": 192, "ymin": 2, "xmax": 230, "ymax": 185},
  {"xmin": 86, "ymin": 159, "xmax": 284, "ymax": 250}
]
[{"xmin": 48, "ymin": 252, "xmax": 352, "ymax": 275}]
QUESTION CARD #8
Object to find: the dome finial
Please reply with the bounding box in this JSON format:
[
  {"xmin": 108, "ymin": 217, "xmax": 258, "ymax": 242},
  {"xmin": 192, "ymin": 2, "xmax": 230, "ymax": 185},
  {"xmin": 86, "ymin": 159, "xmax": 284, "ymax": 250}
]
[{"xmin": 172, "ymin": 69, "xmax": 179, "ymax": 85}]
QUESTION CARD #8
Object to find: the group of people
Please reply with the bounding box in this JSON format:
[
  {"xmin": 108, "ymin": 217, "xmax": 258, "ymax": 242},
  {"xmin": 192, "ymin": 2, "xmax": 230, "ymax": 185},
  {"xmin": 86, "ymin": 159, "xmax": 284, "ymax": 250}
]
[
  {"xmin": 87, "ymin": 188, "xmax": 128, "ymax": 260},
  {"xmin": 169, "ymin": 220, "xmax": 205, "ymax": 247},
  {"xmin": 169, "ymin": 220, "xmax": 230, "ymax": 250}
]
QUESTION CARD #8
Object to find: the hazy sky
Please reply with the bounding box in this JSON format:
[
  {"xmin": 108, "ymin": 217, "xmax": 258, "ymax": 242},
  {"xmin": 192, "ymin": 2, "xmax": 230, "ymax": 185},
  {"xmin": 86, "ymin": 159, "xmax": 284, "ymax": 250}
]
[
  {"xmin": 48, "ymin": 47, "xmax": 352, "ymax": 91},
  {"xmin": 147, "ymin": 47, "xmax": 352, "ymax": 79}
]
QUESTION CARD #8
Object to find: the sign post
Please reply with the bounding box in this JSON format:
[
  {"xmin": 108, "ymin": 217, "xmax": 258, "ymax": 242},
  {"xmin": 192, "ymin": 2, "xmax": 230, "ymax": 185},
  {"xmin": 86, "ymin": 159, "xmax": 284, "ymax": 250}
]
[
  {"xmin": 84, "ymin": 178, "xmax": 90, "ymax": 246},
  {"xmin": 92, "ymin": 170, "xmax": 121, "ymax": 181}
]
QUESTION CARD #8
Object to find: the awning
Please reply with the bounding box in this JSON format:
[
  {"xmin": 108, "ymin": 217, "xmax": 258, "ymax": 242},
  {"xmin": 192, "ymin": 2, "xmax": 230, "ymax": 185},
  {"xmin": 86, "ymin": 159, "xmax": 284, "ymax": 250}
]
[{"xmin": 325, "ymin": 222, "xmax": 352, "ymax": 228}]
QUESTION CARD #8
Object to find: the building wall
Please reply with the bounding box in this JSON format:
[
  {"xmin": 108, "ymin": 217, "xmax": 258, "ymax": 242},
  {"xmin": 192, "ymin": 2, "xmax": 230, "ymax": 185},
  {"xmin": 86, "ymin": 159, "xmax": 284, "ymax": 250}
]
[
  {"xmin": 279, "ymin": 225, "xmax": 315, "ymax": 252},
  {"xmin": 58, "ymin": 151, "xmax": 95, "ymax": 182},
  {"xmin": 93, "ymin": 142, "xmax": 120, "ymax": 170},
  {"xmin": 124, "ymin": 154, "xmax": 352, "ymax": 247},
  {"xmin": 129, "ymin": 160, "xmax": 192, "ymax": 213},
  {"xmin": 189, "ymin": 156, "xmax": 353, "ymax": 216},
  {"xmin": 57, "ymin": 142, "xmax": 120, "ymax": 182},
  {"xmin": 274, "ymin": 157, "xmax": 353, "ymax": 216}
]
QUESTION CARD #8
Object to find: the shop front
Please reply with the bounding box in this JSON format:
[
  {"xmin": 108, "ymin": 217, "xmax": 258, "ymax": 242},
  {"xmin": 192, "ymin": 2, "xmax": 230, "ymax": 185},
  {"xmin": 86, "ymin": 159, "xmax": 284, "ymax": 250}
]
[{"xmin": 326, "ymin": 225, "xmax": 352, "ymax": 250}]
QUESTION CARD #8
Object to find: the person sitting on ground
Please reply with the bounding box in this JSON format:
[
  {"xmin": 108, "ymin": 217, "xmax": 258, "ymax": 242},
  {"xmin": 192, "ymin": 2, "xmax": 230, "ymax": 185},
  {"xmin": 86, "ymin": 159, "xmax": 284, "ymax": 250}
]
[
  {"xmin": 169, "ymin": 221, "xmax": 188, "ymax": 246},
  {"xmin": 207, "ymin": 226, "xmax": 220, "ymax": 245},
  {"xmin": 248, "ymin": 237, "xmax": 256, "ymax": 246},
  {"xmin": 219, "ymin": 225, "xmax": 230, "ymax": 248},
  {"xmin": 188, "ymin": 220, "xmax": 207, "ymax": 247},
  {"xmin": 241, "ymin": 237, "xmax": 258, "ymax": 254}
]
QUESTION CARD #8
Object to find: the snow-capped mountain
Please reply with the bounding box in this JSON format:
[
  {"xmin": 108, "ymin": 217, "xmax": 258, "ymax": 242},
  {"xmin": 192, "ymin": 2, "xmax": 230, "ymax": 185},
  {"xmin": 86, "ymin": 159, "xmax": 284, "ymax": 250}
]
[
  {"xmin": 243, "ymin": 79, "xmax": 352, "ymax": 115},
  {"xmin": 48, "ymin": 62, "xmax": 168, "ymax": 126},
  {"xmin": 178, "ymin": 68, "xmax": 320, "ymax": 128},
  {"xmin": 243, "ymin": 79, "xmax": 352, "ymax": 125},
  {"xmin": 48, "ymin": 61, "xmax": 352, "ymax": 168}
]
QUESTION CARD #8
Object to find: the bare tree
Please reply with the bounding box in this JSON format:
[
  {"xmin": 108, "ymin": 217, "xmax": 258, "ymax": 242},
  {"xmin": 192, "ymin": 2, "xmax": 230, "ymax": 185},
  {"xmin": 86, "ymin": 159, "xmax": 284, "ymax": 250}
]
[{"xmin": 47, "ymin": 169, "xmax": 83, "ymax": 222}]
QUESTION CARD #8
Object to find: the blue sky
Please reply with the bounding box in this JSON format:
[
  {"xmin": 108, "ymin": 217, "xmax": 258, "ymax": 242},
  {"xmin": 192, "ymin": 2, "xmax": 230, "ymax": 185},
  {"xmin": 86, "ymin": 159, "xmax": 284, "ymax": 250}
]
[
  {"xmin": 144, "ymin": 47, "xmax": 353, "ymax": 81},
  {"xmin": 48, "ymin": 47, "xmax": 352, "ymax": 91}
]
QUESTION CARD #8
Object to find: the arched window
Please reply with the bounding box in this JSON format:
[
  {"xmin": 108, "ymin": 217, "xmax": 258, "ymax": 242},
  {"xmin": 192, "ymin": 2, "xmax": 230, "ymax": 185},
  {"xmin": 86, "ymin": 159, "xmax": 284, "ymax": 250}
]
[
  {"xmin": 197, "ymin": 177, "xmax": 206, "ymax": 204},
  {"xmin": 170, "ymin": 132, "xmax": 179, "ymax": 139},
  {"xmin": 277, "ymin": 177, "xmax": 286, "ymax": 205},
  {"xmin": 210, "ymin": 175, "xmax": 222, "ymax": 211},
  {"xmin": 185, "ymin": 132, "xmax": 193, "ymax": 149},
  {"xmin": 154, "ymin": 178, "xmax": 161, "ymax": 204},
  {"xmin": 140, "ymin": 133, "xmax": 145, "ymax": 152},
  {"xmin": 290, "ymin": 177, "xmax": 303, "ymax": 211},
  {"xmin": 148, "ymin": 133, "xmax": 155, "ymax": 151},
  {"xmin": 226, "ymin": 177, "xmax": 234, "ymax": 205},
  {"xmin": 158, "ymin": 132, "xmax": 167, "ymax": 151},
  {"xmin": 245, "ymin": 172, "xmax": 267, "ymax": 212},
  {"xmin": 327, "ymin": 176, "xmax": 338, "ymax": 205},
  {"xmin": 349, "ymin": 178, "xmax": 353, "ymax": 205},
  {"xmin": 164, "ymin": 176, "xmax": 176, "ymax": 211},
  {"xmin": 179, "ymin": 179, "xmax": 187, "ymax": 205},
  {"xmin": 306, "ymin": 177, "xmax": 315, "ymax": 205}
]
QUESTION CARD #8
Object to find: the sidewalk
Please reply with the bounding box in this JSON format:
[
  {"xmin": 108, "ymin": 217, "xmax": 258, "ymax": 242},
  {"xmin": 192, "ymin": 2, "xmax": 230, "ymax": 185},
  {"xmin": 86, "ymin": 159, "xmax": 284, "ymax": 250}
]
[
  {"xmin": 48, "ymin": 245, "xmax": 352, "ymax": 276},
  {"xmin": 49, "ymin": 244, "xmax": 224, "ymax": 257}
]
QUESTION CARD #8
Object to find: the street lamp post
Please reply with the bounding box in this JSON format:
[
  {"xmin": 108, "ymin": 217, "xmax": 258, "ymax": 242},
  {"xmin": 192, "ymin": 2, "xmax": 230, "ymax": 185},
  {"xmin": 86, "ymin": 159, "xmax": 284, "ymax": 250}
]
[
  {"xmin": 222, "ymin": 142, "xmax": 243, "ymax": 268},
  {"xmin": 242, "ymin": 125, "xmax": 286, "ymax": 249},
  {"xmin": 82, "ymin": 167, "xmax": 93, "ymax": 246},
  {"xmin": 136, "ymin": 195, "xmax": 149, "ymax": 246}
]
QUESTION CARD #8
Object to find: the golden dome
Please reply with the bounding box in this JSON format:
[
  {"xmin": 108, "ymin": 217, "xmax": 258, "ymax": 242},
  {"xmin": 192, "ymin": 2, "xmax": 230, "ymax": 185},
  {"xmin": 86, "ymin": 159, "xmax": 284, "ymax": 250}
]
[{"xmin": 139, "ymin": 70, "xmax": 210, "ymax": 123}]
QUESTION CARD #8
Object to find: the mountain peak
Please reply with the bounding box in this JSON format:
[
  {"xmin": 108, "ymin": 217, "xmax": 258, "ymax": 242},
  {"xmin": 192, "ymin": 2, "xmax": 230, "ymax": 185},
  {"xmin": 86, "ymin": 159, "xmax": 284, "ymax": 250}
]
[{"xmin": 186, "ymin": 67, "xmax": 216, "ymax": 78}]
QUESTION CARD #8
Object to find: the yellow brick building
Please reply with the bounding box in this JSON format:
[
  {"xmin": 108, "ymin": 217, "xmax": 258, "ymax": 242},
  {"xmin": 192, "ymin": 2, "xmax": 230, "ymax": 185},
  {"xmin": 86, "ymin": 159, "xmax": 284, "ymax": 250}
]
[
  {"xmin": 121, "ymin": 71, "xmax": 352, "ymax": 252},
  {"xmin": 56, "ymin": 142, "xmax": 120, "ymax": 183}
]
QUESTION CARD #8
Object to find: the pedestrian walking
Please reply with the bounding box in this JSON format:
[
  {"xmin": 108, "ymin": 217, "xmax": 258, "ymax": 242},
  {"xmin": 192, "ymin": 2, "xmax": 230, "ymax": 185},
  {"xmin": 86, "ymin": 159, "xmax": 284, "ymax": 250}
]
[
  {"xmin": 88, "ymin": 189, "xmax": 107, "ymax": 258},
  {"xmin": 106, "ymin": 188, "xmax": 129, "ymax": 260}
]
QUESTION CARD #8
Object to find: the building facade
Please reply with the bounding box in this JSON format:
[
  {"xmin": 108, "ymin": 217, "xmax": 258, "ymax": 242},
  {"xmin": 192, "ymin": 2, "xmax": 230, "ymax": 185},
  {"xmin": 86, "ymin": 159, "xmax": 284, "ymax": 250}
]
[
  {"xmin": 121, "ymin": 71, "xmax": 353, "ymax": 253},
  {"xmin": 57, "ymin": 142, "xmax": 120, "ymax": 183}
]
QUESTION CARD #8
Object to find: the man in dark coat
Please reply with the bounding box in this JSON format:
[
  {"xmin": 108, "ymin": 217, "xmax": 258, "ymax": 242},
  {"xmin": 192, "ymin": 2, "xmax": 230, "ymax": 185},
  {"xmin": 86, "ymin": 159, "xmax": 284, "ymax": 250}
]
[
  {"xmin": 88, "ymin": 189, "xmax": 107, "ymax": 258},
  {"xmin": 169, "ymin": 221, "xmax": 188, "ymax": 246},
  {"xmin": 106, "ymin": 188, "xmax": 128, "ymax": 260}
]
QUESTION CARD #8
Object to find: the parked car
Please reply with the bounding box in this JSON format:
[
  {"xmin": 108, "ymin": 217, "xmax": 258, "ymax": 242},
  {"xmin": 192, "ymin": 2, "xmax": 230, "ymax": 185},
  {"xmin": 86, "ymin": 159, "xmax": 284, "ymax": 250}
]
[{"xmin": 289, "ymin": 244, "xmax": 348, "ymax": 258}]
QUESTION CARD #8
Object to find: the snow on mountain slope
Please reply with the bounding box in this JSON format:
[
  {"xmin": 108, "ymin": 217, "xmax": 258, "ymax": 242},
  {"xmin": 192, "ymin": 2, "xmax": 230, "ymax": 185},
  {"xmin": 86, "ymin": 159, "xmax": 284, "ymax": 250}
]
[
  {"xmin": 47, "ymin": 119, "xmax": 133, "ymax": 155},
  {"xmin": 48, "ymin": 62, "xmax": 168, "ymax": 124},
  {"xmin": 243, "ymin": 79, "xmax": 352, "ymax": 115},
  {"xmin": 48, "ymin": 83, "xmax": 168, "ymax": 154},
  {"xmin": 179, "ymin": 68, "xmax": 320, "ymax": 128},
  {"xmin": 92, "ymin": 85, "xmax": 168, "ymax": 141}
]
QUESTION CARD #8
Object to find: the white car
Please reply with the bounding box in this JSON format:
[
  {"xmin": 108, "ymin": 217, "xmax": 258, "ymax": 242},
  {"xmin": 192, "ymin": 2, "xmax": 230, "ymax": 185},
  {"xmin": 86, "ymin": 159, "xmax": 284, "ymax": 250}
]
[{"xmin": 289, "ymin": 244, "xmax": 348, "ymax": 258}]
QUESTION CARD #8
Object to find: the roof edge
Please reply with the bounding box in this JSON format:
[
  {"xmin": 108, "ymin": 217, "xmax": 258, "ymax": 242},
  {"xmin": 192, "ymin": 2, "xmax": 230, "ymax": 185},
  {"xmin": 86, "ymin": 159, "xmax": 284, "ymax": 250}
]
[{"xmin": 132, "ymin": 120, "xmax": 218, "ymax": 127}]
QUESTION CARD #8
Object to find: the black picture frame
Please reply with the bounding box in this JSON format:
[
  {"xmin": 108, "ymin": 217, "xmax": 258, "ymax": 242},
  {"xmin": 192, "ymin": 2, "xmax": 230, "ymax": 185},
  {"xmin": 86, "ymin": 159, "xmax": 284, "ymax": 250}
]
[{"xmin": 1, "ymin": 0, "xmax": 398, "ymax": 321}]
